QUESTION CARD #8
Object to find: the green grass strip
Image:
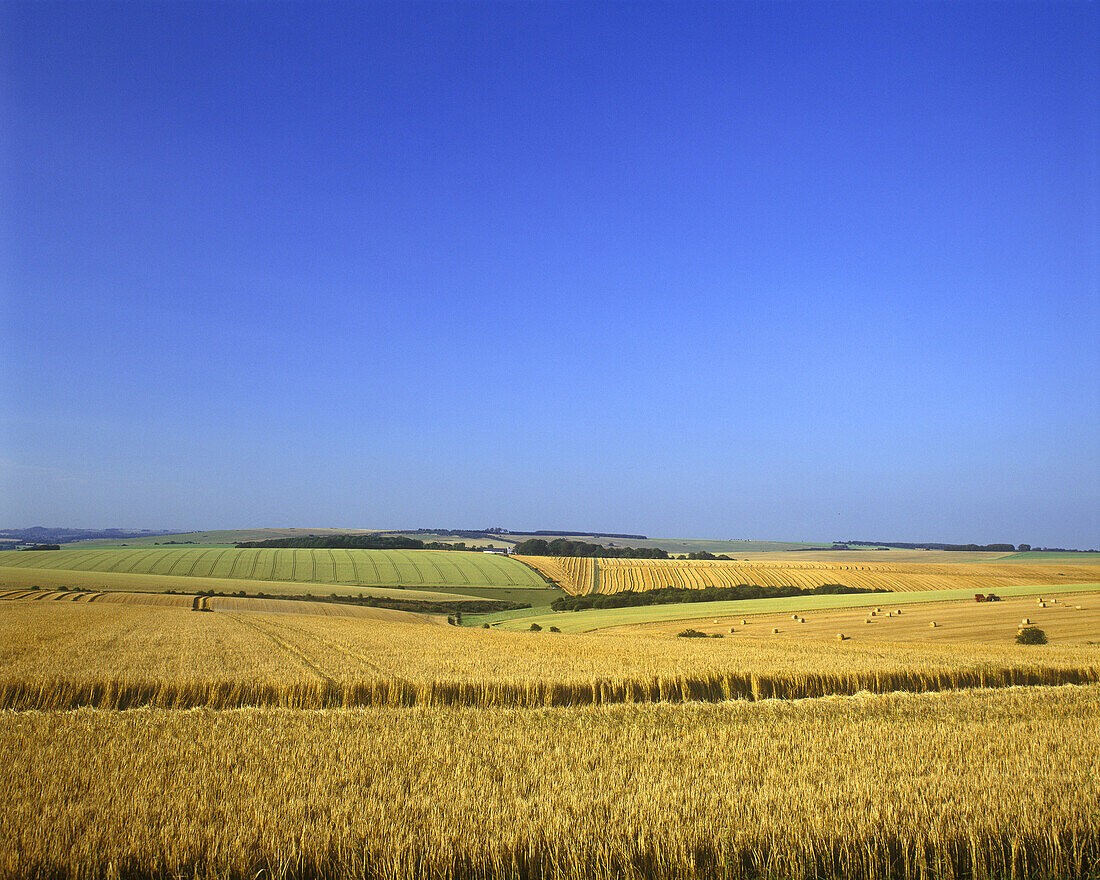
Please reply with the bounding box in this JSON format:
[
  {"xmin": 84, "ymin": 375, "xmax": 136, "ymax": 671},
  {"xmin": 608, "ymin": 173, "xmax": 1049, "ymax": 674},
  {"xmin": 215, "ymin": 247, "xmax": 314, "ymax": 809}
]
[{"xmin": 494, "ymin": 582, "xmax": 1100, "ymax": 633}]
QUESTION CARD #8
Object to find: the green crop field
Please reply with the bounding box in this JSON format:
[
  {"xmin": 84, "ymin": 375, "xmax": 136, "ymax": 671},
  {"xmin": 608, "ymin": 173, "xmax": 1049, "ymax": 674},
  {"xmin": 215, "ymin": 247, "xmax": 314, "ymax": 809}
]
[{"xmin": 0, "ymin": 548, "xmax": 550, "ymax": 592}]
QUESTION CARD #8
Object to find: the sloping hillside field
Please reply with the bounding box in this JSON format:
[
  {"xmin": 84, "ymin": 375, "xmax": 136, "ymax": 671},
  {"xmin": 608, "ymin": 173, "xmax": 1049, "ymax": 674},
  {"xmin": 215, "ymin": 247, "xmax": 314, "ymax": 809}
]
[
  {"xmin": 518, "ymin": 555, "xmax": 1100, "ymax": 596},
  {"xmin": 0, "ymin": 548, "xmax": 548, "ymax": 590}
]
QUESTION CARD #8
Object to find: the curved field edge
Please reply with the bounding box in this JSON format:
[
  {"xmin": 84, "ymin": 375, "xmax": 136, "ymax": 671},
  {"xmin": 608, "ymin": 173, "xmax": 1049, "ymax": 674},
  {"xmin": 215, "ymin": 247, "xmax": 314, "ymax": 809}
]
[
  {"xmin": 0, "ymin": 548, "xmax": 547, "ymax": 592},
  {"xmin": 495, "ymin": 581, "xmax": 1100, "ymax": 632},
  {"xmin": 1, "ymin": 664, "xmax": 1097, "ymax": 711},
  {"xmin": 2, "ymin": 686, "xmax": 1098, "ymax": 880}
]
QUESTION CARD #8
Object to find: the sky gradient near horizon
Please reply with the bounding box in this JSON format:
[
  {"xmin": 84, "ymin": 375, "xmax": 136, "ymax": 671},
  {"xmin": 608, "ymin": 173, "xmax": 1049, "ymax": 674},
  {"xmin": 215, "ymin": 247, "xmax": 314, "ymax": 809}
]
[{"xmin": 2, "ymin": 2, "xmax": 1098, "ymax": 547}]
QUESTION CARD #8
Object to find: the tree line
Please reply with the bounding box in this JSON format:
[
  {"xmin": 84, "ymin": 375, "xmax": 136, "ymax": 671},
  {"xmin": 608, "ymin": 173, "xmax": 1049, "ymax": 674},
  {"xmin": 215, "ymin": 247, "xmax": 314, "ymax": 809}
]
[
  {"xmin": 235, "ymin": 535, "xmax": 479, "ymax": 551},
  {"xmin": 512, "ymin": 538, "xmax": 669, "ymax": 558}
]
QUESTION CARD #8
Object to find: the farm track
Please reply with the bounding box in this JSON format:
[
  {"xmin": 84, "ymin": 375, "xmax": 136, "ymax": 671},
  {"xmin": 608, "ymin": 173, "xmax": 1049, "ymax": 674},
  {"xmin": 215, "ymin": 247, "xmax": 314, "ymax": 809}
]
[
  {"xmin": 222, "ymin": 613, "xmax": 334, "ymax": 683},
  {"xmin": 396, "ymin": 550, "xmax": 425, "ymax": 585},
  {"xmin": 183, "ymin": 548, "xmax": 216, "ymax": 578},
  {"xmin": 118, "ymin": 549, "xmax": 159, "ymax": 575}
]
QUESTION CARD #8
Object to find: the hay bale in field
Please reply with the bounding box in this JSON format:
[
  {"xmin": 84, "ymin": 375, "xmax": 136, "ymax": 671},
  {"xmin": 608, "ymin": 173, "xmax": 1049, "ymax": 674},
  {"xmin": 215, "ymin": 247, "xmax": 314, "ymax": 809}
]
[
  {"xmin": 1021, "ymin": 618, "xmax": 1031, "ymax": 625},
  {"xmin": 895, "ymin": 610, "xmax": 902, "ymax": 615},
  {"xmin": 740, "ymin": 619, "xmax": 747, "ymax": 625},
  {"xmin": 864, "ymin": 619, "xmax": 872, "ymax": 624},
  {"xmin": 791, "ymin": 614, "xmax": 799, "ymax": 620},
  {"xmin": 772, "ymin": 628, "xmax": 780, "ymax": 634},
  {"xmin": 929, "ymin": 621, "xmax": 937, "ymax": 628},
  {"xmin": 1038, "ymin": 602, "xmax": 1046, "ymax": 608},
  {"xmin": 727, "ymin": 627, "xmax": 735, "ymax": 634},
  {"xmin": 875, "ymin": 607, "xmax": 882, "ymax": 613},
  {"xmin": 835, "ymin": 633, "xmax": 847, "ymax": 641},
  {"xmin": 1076, "ymin": 605, "xmax": 1084, "ymax": 610}
]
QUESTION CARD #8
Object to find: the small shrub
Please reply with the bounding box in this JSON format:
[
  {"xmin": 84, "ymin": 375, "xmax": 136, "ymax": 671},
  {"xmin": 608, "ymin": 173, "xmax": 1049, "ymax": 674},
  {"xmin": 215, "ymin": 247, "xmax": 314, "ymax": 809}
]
[
  {"xmin": 548, "ymin": 626, "xmax": 561, "ymax": 633},
  {"xmin": 482, "ymin": 623, "xmax": 491, "ymax": 629},
  {"xmin": 677, "ymin": 629, "xmax": 708, "ymax": 638},
  {"xmin": 1016, "ymin": 626, "xmax": 1048, "ymax": 645},
  {"xmin": 709, "ymin": 633, "xmax": 724, "ymax": 639},
  {"xmin": 529, "ymin": 623, "xmax": 542, "ymax": 631}
]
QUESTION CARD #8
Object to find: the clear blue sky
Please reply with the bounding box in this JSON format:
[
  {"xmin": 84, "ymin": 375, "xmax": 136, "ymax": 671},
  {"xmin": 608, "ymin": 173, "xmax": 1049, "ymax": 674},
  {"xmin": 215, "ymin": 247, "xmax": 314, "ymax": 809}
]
[{"xmin": 2, "ymin": 1, "xmax": 1097, "ymax": 547}]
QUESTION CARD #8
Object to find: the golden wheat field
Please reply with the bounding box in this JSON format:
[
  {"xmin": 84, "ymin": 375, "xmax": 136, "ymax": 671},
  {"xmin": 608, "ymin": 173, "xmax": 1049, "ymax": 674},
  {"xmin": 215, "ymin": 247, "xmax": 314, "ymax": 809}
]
[
  {"xmin": 2, "ymin": 600, "xmax": 1098, "ymax": 711},
  {"xmin": 3, "ymin": 597, "xmax": 1099, "ymax": 878},
  {"xmin": 2, "ymin": 686, "xmax": 1098, "ymax": 880},
  {"xmin": 517, "ymin": 555, "xmax": 1100, "ymax": 596}
]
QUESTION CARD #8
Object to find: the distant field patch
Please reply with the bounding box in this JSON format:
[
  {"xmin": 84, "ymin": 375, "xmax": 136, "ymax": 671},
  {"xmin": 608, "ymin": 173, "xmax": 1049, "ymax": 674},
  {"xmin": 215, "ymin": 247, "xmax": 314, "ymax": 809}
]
[
  {"xmin": 516, "ymin": 555, "xmax": 1100, "ymax": 597},
  {"xmin": 497, "ymin": 582, "xmax": 1100, "ymax": 633},
  {"xmin": 0, "ymin": 548, "xmax": 548, "ymax": 592},
  {"xmin": 606, "ymin": 591, "xmax": 1100, "ymax": 648}
]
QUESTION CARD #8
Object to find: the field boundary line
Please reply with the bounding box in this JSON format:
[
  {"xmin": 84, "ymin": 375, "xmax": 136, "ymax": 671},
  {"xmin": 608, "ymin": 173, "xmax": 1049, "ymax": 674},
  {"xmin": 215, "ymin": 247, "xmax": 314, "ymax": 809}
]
[{"xmin": 1, "ymin": 667, "xmax": 1096, "ymax": 712}]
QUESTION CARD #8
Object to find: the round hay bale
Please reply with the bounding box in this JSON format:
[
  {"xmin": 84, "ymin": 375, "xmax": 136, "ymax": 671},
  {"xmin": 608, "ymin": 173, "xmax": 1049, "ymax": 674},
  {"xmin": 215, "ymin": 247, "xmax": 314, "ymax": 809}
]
[
  {"xmin": 929, "ymin": 621, "xmax": 937, "ymax": 628},
  {"xmin": 1039, "ymin": 602, "xmax": 1046, "ymax": 608},
  {"xmin": 713, "ymin": 619, "xmax": 719, "ymax": 624},
  {"xmin": 1021, "ymin": 618, "xmax": 1031, "ymax": 625},
  {"xmin": 1077, "ymin": 605, "xmax": 1084, "ymax": 610},
  {"xmin": 791, "ymin": 614, "xmax": 799, "ymax": 620},
  {"xmin": 875, "ymin": 607, "xmax": 882, "ymax": 613},
  {"xmin": 740, "ymin": 619, "xmax": 747, "ymax": 625},
  {"xmin": 835, "ymin": 633, "xmax": 847, "ymax": 641},
  {"xmin": 864, "ymin": 618, "xmax": 872, "ymax": 623},
  {"xmin": 772, "ymin": 627, "xmax": 780, "ymax": 634},
  {"xmin": 727, "ymin": 627, "xmax": 735, "ymax": 634}
]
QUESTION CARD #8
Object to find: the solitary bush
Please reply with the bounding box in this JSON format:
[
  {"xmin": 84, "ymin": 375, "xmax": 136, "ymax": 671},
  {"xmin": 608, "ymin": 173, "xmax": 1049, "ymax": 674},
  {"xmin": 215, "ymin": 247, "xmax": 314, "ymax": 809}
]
[
  {"xmin": 1016, "ymin": 626, "xmax": 1048, "ymax": 645},
  {"xmin": 481, "ymin": 623, "xmax": 490, "ymax": 629},
  {"xmin": 548, "ymin": 626, "xmax": 561, "ymax": 633},
  {"xmin": 677, "ymin": 629, "xmax": 708, "ymax": 638},
  {"xmin": 529, "ymin": 623, "xmax": 542, "ymax": 631}
]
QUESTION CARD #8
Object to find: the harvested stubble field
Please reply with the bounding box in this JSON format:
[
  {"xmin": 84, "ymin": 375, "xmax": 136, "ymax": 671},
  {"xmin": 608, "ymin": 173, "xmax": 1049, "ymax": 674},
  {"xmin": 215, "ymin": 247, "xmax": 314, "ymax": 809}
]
[
  {"xmin": 2, "ymin": 601, "xmax": 1098, "ymax": 711},
  {"xmin": 609, "ymin": 591, "xmax": 1100, "ymax": 646},
  {"xmin": 517, "ymin": 554, "xmax": 1100, "ymax": 596},
  {"xmin": 2, "ymin": 686, "xmax": 1098, "ymax": 880}
]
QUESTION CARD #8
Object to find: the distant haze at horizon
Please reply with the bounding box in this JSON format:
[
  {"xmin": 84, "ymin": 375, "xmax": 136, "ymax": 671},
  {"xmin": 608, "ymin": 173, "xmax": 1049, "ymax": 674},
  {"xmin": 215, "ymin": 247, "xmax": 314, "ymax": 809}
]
[
  {"xmin": 2, "ymin": 525, "xmax": 1095, "ymax": 552},
  {"xmin": 2, "ymin": 2, "xmax": 1097, "ymax": 550}
]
